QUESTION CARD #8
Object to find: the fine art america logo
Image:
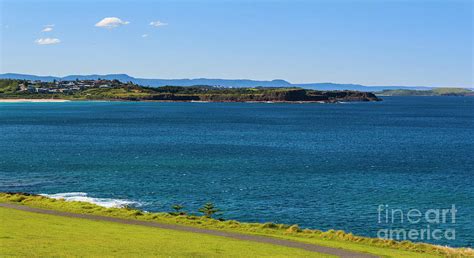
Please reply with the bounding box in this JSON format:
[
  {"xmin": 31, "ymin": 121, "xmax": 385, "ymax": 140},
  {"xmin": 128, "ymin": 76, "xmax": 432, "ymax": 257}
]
[{"xmin": 377, "ymin": 205, "xmax": 457, "ymax": 241}]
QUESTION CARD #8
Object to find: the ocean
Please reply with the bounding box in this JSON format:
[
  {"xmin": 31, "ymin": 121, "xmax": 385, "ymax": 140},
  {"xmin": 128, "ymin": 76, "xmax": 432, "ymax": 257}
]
[{"xmin": 0, "ymin": 96, "xmax": 472, "ymax": 247}]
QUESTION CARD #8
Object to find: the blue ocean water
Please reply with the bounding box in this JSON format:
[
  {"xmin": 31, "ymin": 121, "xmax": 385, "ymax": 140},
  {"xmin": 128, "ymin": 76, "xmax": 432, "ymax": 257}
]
[{"xmin": 0, "ymin": 97, "xmax": 472, "ymax": 247}]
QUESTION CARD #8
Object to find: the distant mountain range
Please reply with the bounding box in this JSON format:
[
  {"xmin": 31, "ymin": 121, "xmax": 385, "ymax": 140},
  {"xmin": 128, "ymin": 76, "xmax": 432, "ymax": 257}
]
[{"xmin": 0, "ymin": 73, "xmax": 449, "ymax": 92}]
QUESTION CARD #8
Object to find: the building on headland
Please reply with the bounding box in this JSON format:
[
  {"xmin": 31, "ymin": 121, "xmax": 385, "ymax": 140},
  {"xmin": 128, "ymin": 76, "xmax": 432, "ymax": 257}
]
[{"xmin": 13, "ymin": 79, "xmax": 124, "ymax": 94}]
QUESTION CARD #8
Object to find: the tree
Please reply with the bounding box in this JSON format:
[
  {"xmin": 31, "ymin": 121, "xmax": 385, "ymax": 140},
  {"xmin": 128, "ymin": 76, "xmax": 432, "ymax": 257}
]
[
  {"xmin": 198, "ymin": 202, "xmax": 221, "ymax": 218},
  {"xmin": 172, "ymin": 204, "xmax": 185, "ymax": 215}
]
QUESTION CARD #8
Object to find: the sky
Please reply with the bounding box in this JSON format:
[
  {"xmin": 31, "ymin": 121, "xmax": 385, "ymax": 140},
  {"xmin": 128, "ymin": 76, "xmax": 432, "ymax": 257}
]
[{"xmin": 0, "ymin": 0, "xmax": 472, "ymax": 87}]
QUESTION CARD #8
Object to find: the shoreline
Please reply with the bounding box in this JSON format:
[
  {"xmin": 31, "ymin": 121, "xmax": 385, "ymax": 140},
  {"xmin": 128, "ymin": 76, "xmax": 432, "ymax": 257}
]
[
  {"xmin": 1, "ymin": 192, "xmax": 472, "ymax": 256},
  {"xmin": 0, "ymin": 99, "xmax": 71, "ymax": 103},
  {"xmin": 0, "ymin": 98, "xmax": 364, "ymax": 104}
]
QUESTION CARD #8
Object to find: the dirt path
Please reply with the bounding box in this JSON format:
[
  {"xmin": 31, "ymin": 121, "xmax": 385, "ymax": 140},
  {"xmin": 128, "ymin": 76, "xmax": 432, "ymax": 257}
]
[{"xmin": 0, "ymin": 203, "xmax": 377, "ymax": 258}]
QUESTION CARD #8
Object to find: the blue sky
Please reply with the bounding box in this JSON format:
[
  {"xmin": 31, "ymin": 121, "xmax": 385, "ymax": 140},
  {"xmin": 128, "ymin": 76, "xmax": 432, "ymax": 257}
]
[{"xmin": 0, "ymin": 0, "xmax": 472, "ymax": 87}]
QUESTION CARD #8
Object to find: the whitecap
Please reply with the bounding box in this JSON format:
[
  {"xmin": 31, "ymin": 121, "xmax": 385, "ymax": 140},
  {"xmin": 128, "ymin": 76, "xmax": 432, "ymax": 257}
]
[{"xmin": 39, "ymin": 192, "xmax": 139, "ymax": 208}]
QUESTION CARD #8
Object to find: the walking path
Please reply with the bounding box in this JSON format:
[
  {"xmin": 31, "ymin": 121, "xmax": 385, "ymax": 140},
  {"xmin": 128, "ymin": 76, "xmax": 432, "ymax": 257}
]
[{"xmin": 0, "ymin": 203, "xmax": 377, "ymax": 258}]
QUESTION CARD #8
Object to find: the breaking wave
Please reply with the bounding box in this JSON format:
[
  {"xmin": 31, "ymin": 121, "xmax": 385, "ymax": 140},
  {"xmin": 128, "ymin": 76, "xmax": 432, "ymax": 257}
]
[{"xmin": 39, "ymin": 192, "xmax": 139, "ymax": 208}]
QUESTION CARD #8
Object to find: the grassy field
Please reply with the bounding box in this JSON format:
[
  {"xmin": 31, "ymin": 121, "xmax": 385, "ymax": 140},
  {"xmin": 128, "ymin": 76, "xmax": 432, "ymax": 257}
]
[
  {"xmin": 0, "ymin": 207, "xmax": 330, "ymax": 257},
  {"xmin": 1, "ymin": 193, "xmax": 473, "ymax": 257}
]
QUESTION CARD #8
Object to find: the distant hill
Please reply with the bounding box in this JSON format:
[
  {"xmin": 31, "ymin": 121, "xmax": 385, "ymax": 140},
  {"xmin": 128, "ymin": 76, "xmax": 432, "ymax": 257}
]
[
  {"xmin": 376, "ymin": 88, "xmax": 473, "ymax": 96},
  {"xmin": 294, "ymin": 83, "xmax": 433, "ymax": 91},
  {"xmin": 0, "ymin": 73, "xmax": 460, "ymax": 92},
  {"xmin": 0, "ymin": 73, "xmax": 292, "ymax": 88},
  {"xmin": 0, "ymin": 73, "xmax": 59, "ymax": 82}
]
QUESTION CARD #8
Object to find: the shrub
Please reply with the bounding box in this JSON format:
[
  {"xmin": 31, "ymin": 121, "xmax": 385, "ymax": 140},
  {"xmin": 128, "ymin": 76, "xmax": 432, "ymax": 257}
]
[
  {"xmin": 286, "ymin": 224, "xmax": 300, "ymax": 233},
  {"xmin": 277, "ymin": 224, "xmax": 289, "ymax": 230},
  {"xmin": 9, "ymin": 195, "xmax": 26, "ymax": 202},
  {"xmin": 261, "ymin": 222, "xmax": 278, "ymax": 229},
  {"xmin": 224, "ymin": 220, "xmax": 240, "ymax": 226},
  {"xmin": 130, "ymin": 210, "xmax": 143, "ymax": 216}
]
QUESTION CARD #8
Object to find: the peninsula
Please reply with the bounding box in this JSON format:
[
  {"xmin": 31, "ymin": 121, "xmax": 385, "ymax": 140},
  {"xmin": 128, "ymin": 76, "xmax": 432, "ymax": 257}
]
[
  {"xmin": 0, "ymin": 79, "xmax": 381, "ymax": 103},
  {"xmin": 376, "ymin": 88, "xmax": 473, "ymax": 96}
]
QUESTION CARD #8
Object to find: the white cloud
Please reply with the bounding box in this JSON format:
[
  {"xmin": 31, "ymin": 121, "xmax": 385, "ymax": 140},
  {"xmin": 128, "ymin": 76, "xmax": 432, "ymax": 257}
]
[
  {"xmin": 35, "ymin": 38, "xmax": 61, "ymax": 45},
  {"xmin": 149, "ymin": 21, "xmax": 167, "ymax": 27},
  {"xmin": 141, "ymin": 34, "xmax": 148, "ymax": 38},
  {"xmin": 41, "ymin": 24, "xmax": 54, "ymax": 32},
  {"xmin": 95, "ymin": 17, "xmax": 129, "ymax": 29}
]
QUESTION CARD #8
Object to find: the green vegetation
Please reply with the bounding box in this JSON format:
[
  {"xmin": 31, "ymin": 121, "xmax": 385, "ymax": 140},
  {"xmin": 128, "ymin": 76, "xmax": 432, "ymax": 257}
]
[
  {"xmin": 0, "ymin": 207, "xmax": 329, "ymax": 257},
  {"xmin": 171, "ymin": 204, "xmax": 186, "ymax": 215},
  {"xmin": 431, "ymin": 88, "xmax": 473, "ymax": 95},
  {"xmin": 199, "ymin": 202, "xmax": 221, "ymax": 218},
  {"xmin": 0, "ymin": 79, "xmax": 19, "ymax": 94},
  {"xmin": 2, "ymin": 193, "xmax": 473, "ymax": 257},
  {"xmin": 0, "ymin": 79, "xmax": 380, "ymax": 102},
  {"xmin": 376, "ymin": 88, "xmax": 473, "ymax": 96}
]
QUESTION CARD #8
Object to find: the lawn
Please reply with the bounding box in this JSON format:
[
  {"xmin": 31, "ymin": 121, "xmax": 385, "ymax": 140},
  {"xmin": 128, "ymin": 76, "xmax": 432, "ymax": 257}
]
[
  {"xmin": 1, "ymin": 193, "xmax": 472, "ymax": 257},
  {"xmin": 0, "ymin": 207, "xmax": 330, "ymax": 257}
]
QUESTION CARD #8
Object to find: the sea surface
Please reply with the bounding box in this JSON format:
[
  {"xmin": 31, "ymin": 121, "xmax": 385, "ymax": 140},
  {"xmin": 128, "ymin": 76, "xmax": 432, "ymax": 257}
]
[{"xmin": 0, "ymin": 97, "xmax": 472, "ymax": 247}]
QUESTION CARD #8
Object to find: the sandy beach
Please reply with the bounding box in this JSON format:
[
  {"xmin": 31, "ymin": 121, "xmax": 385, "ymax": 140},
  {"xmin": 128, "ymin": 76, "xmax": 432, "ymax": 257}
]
[{"xmin": 0, "ymin": 99, "xmax": 70, "ymax": 103}]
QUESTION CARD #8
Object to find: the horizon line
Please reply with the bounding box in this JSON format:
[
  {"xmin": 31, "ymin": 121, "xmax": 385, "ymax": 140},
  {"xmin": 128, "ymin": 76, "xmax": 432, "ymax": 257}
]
[{"xmin": 0, "ymin": 72, "xmax": 471, "ymax": 89}]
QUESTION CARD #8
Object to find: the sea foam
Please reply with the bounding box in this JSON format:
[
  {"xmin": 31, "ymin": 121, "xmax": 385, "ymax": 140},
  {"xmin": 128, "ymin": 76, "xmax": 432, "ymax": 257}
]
[{"xmin": 40, "ymin": 192, "xmax": 139, "ymax": 208}]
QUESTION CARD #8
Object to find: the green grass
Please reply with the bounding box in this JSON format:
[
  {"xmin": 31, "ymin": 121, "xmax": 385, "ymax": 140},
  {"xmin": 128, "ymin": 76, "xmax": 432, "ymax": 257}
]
[
  {"xmin": 431, "ymin": 88, "xmax": 472, "ymax": 95},
  {"xmin": 0, "ymin": 207, "xmax": 331, "ymax": 257},
  {"xmin": 2, "ymin": 193, "xmax": 473, "ymax": 257},
  {"xmin": 376, "ymin": 88, "xmax": 473, "ymax": 96},
  {"xmin": 0, "ymin": 80, "xmax": 19, "ymax": 94}
]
